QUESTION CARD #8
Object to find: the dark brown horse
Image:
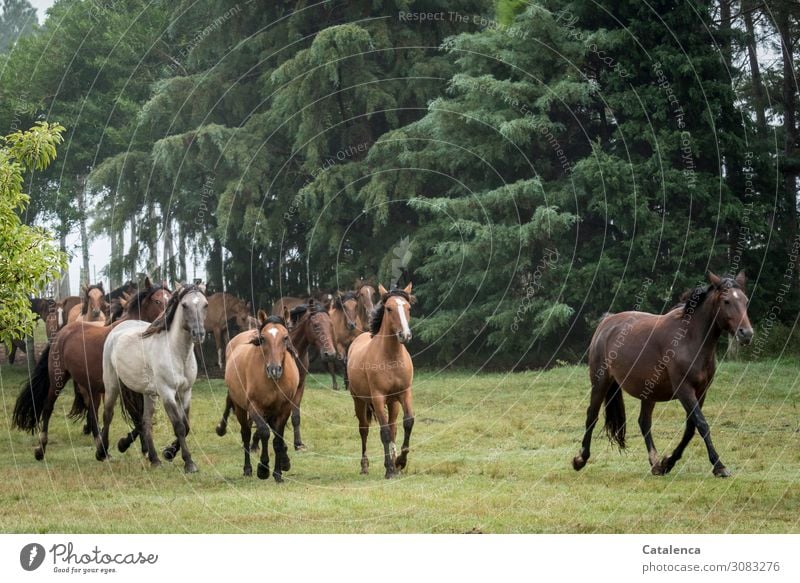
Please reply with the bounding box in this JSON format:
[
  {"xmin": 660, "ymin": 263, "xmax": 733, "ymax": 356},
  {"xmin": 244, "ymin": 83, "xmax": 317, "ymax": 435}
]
[
  {"xmin": 347, "ymin": 283, "xmax": 415, "ymax": 478},
  {"xmin": 354, "ymin": 279, "xmax": 376, "ymax": 331},
  {"xmin": 3, "ymin": 298, "xmax": 56, "ymax": 364},
  {"xmin": 224, "ymin": 313, "xmax": 300, "ymax": 481},
  {"xmin": 572, "ymin": 271, "xmax": 753, "ymax": 477},
  {"xmin": 12, "ymin": 283, "xmax": 172, "ymax": 460},
  {"xmin": 216, "ymin": 301, "xmax": 336, "ymax": 451}
]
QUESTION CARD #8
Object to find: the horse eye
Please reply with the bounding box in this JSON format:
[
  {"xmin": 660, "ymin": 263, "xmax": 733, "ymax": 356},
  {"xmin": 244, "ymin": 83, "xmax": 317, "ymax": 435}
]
[{"xmin": 724, "ymin": 300, "xmax": 730, "ymax": 305}]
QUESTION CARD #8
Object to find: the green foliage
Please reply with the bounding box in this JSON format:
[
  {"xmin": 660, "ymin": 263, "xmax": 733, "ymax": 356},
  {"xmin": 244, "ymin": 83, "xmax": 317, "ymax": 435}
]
[{"xmin": 0, "ymin": 122, "xmax": 66, "ymax": 346}]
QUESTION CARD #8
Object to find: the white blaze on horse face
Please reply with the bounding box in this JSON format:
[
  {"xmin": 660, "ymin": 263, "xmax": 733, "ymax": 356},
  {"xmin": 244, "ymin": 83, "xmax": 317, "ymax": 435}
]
[
  {"xmin": 395, "ymin": 299, "xmax": 410, "ymax": 335},
  {"xmin": 733, "ymin": 291, "xmax": 740, "ymax": 299},
  {"xmin": 192, "ymin": 295, "xmax": 200, "ymax": 304},
  {"xmin": 268, "ymin": 327, "xmax": 278, "ymax": 337}
]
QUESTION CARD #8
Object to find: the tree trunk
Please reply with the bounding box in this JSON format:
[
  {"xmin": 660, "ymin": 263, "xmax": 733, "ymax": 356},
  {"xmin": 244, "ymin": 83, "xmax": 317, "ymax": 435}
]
[
  {"xmin": 777, "ymin": 8, "xmax": 799, "ymax": 291},
  {"xmin": 58, "ymin": 232, "xmax": 70, "ymax": 298},
  {"xmin": 128, "ymin": 215, "xmax": 138, "ymax": 281},
  {"xmin": 178, "ymin": 221, "xmax": 187, "ymax": 282},
  {"xmin": 77, "ymin": 176, "xmax": 91, "ymax": 285},
  {"xmin": 742, "ymin": 0, "xmax": 767, "ymax": 132},
  {"xmin": 147, "ymin": 202, "xmax": 158, "ymax": 278},
  {"xmin": 162, "ymin": 213, "xmax": 174, "ymax": 284}
]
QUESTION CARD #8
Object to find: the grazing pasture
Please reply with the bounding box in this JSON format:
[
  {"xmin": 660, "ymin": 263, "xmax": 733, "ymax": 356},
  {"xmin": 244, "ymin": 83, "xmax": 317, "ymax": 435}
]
[{"xmin": 0, "ymin": 361, "xmax": 798, "ymax": 533}]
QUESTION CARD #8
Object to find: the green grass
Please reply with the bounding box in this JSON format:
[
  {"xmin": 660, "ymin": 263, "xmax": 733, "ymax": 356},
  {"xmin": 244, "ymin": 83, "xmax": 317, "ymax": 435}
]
[{"xmin": 0, "ymin": 360, "xmax": 798, "ymax": 533}]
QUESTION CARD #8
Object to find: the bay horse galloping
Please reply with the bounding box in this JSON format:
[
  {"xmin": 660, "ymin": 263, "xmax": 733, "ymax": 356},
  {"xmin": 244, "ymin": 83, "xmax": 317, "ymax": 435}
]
[
  {"xmin": 12, "ymin": 282, "xmax": 171, "ymax": 460},
  {"xmin": 347, "ymin": 283, "xmax": 415, "ymax": 478},
  {"xmin": 224, "ymin": 313, "xmax": 300, "ymax": 481},
  {"xmin": 98, "ymin": 285, "xmax": 207, "ymax": 472},
  {"xmin": 572, "ymin": 271, "xmax": 753, "ymax": 477}
]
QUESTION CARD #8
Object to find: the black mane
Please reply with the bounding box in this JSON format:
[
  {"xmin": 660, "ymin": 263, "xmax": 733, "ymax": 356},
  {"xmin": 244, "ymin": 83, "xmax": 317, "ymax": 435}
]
[
  {"xmin": 142, "ymin": 284, "xmax": 201, "ymax": 337},
  {"xmin": 290, "ymin": 302, "xmax": 327, "ymax": 324},
  {"xmin": 369, "ymin": 289, "xmax": 411, "ymax": 336},
  {"xmin": 676, "ymin": 276, "xmax": 740, "ymax": 315}
]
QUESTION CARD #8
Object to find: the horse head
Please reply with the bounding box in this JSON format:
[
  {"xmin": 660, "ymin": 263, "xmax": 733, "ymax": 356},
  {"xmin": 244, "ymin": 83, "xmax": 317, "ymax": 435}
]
[
  {"xmin": 707, "ymin": 270, "xmax": 753, "ymax": 345},
  {"xmin": 254, "ymin": 311, "xmax": 293, "ymax": 380},
  {"xmin": 376, "ymin": 282, "xmax": 413, "ymax": 344}
]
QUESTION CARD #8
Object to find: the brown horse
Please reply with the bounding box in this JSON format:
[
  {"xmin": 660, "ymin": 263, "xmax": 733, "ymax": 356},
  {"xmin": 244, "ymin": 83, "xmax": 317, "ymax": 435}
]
[
  {"xmin": 3, "ymin": 298, "xmax": 56, "ymax": 364},
  {"xmin": 354, "ymin": 279, "xmax": 376, "ymax": 331},
  {"xmin": 204, "ymin": 292, "xmax": 252, "ymax": 369},
  {"xmin": 68, "ymin": 283, "xmax": 109, "ymax": 324},
  {"xmin": 54, "ymin": 295, "xmax": 80, "ymax": 329},
  {"xmin": 216, "ymin": 301, "xmax": 337, "ymax": 450},
  {"xmin": 572, "ymin": 271, "xmax": 754, "ymax": 477},
  {"xmin": 12, "ymin": 283, "xmax": 172, "ymax": 460},
  {"xmin": 271, "ymin": 296, "xmax": 305, "ymax": 324},
  {"xmin": 347, "ymin": 283, "xmax": 415, "ymax": 478},
  {"xmin": 327, "ymin": 291, "xmax": 361, "ymax": 390},
  {"xmin": 224, "ymin": 313, "xmax": 300, "ymax": 481}
]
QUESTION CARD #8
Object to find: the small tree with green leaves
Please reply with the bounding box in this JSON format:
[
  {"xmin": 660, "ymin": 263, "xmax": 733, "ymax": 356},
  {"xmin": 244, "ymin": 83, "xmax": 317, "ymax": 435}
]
[{"xmin": 0, "ymin": 121, "xmax": 66, "ymax": 347}]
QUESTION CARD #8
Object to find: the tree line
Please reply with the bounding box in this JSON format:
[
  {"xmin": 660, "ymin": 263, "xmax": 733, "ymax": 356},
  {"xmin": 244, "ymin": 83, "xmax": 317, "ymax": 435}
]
[{"xmin": 0, "ymin": 0, "xmax": 797, "ymax": 366}]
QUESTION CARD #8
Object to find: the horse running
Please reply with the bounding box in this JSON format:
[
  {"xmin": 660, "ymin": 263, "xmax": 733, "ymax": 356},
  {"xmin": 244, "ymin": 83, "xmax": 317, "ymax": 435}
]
[
  {"xmin": 327, "ymin": 291, "xmax": 360, "ymax": 390},
  {"xmin": 97, "ymin": 285, "xmax": 206, "ymax": 472},
  {"xmin": 347, "ymin": 283, "xmax": 415, "ymax": 478},
  {"xmin": 224, "ymin": 313, "xmax": 300, "ymax": 481},
  {"xmin": 12, "ymin": 282, "xmax": 171, "ymax": 460},
  {"xmin": 572, "ymin": 271, "xmax": 753, "ymax": 477}
]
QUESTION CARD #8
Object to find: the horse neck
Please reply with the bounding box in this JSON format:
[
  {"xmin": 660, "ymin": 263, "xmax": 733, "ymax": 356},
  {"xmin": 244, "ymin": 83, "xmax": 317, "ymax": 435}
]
[
  {"xmin": 167, "ymin": 304, "xmax": 194, "ymax": 356},
  {"xmin": 290, "ymin": 318, "xmax": 311, "ymax": 356},
  {"xmin": 682, "ymin": 298, "xmax": 722, "ymax": 354},
  {"xmin": 375, "ymin": 313, "xmax": 404, "ymax": 356}
]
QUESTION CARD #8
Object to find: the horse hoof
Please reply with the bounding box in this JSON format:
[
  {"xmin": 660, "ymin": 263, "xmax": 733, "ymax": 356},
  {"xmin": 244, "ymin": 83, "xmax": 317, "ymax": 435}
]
[
  {"xmin": 150, "ymin": 459, "xmax": 162, "ymax": 468},
  {"xmin": 215, "ymin": 423, "xmax": 227, "ymax": 437},
  {"xmin": 294, "ymin": 443, "xmax": 306, "ymax": 451},
  {"xmin": 273, "ymin": 473, "xmax": 284, "ymax": 483},
  {"xmin": 243, "ymin": 467, "xmax": 252, "ymax": 477},
  {"xmin": 384, "ymin": 470, "xmax": 400, "ymax": 479},
  {"xmin": 82, "ymin": 424, "xmax": 91, "ymax": 436},
  {"xmin": 184, "ymin": 462, "xmax": 198, "ymax": 474},
  {"xmin": 281, "ymin": 458, "xmax": 291, "ymax": 472},
  {"xmin": 572, "ymin": 455, "xmax": 586, "ymax": 471},
  {"xmin": 249, "ymin": 443, "xmax": 259, "ymax": 453},
  {"xmin": 257, "ymin": 463, "xmax": 270, "ymax": 480},
  {"xmin": 117, "ymin": 438, "xmax": 131, "ymax": 453},
  {"xmin": 95, "ymin": 449, "xmax": 108, "ymax": 461},
  {"xmin": 34, "ymin": 448, "xmax": 44, "ymax": 461},
  {"xmin": 163, "ymin": 447, "xmax": 176, "ymax": 461},
  {"xmin": 360, "ymin": 468, "xmax": 369, "ymax": 475},
  {"xmin": 713, "ymin": 466, "xmax": 731, "ymax": 478}
]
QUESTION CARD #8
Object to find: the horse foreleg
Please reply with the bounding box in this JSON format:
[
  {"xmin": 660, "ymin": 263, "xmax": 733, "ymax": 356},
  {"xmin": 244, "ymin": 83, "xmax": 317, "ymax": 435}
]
[
  {"xmin": 394, "ymin": 390, "xmax": 414, "ymax": 472},
  {"xmin": 387, "ymin": 400, "xmax": 400, "ymax": 464},
  {"xmin": 97, "ymin": 380, "xmax": 119, "ymax": 461},
  {"xmin": 216, "ymin": 393, "xmax": 234, "ymax": 436},
  {"xmin": 572, "ymin": 379, "xmax": 612, "ymax": 471},
  {"xmin": 677, "ymin": 390, "xmax": 728, "ymax": 477},
  {"xmin": 235, "ymin": 407, "xmax": 252, "ymax": 476},
  {"xmin": 163, "ymin": 393, "xmax": 196, "ymax": 473},
  {"xmin": 142, "ymin": 394, "xmax": 161, "ymax": 467},
  {"xmin": 250, "ymin": 411, "xmax": 271, "ymax": 480},
  {"xmin": 354, "ymin": 398, "xmax": 370, "ymax": 474},
  {"xmin": 637, "ymin": 400, "xmax": 659, "ymax": 472},
  {"xmin": 291, "ymin": 381, "xmax": 306, "ymax": 451},
  {"xmin": 655, "ymin": 417, "xmax": 696, "ymax": 476},
  {"xmin": 371, "ymin": 394, "xmax": 397, "ymax": 479},
  {"xmin": 272, "ymin": 411, "xmax": 291, "ymax": 483},
  {"xmin": 213, "ymin": 329, "xmax": 224, "ymax": 369},
  {"xmin": 327, "ymin": 360, "xmax": 338, "ymax": 391},
  {"xmin": 34, "ymin": 398, "xmax": 56, "ymax": 462}
]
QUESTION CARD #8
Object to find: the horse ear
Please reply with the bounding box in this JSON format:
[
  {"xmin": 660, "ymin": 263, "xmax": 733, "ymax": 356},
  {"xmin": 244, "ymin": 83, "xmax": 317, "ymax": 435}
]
[
  {"xmin": 282, "ymin": 305, "xmax": 291, "ymax": 323},
  {"xmin": 258, "ymin": 309, "xmax": 268, "ymax": 324},
  {"xmin": 97, "ymin": 282, "xmax": 104, "ymax": 291},
  {"xmin": 707, "ymin": 271, "xmax": 722, "ymax": 287},
  {"xmin": 403, "ymin": 282, "xmax": 413, "ymax": 295},
  {"xmin": 735, "ymin": 270, "xmax": 746, "ymax": 289},
  {"xmin": 245, "ymin": 300, "xmax": 252, "ymax": 311},
  {"xmin": 144, "ymin": 276, "xmax": 152, "ymax": 289},
  {"xmin": 378, "ymin": 284, "xmax": 388, "ymax": 296},
  {"xmin": 81, "ymin": 283, "xmax": 88, "ymax": 295}
]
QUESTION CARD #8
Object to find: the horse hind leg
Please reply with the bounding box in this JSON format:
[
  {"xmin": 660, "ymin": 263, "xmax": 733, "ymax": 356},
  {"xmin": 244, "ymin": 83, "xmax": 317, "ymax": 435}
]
[
  {"xmin": 394, "ymin": 390, "xmax": 414, "ymax": 472},
  {"xmin": 272, "ymin": 412, "xmax": 291, "ymax": 482},
  {"xmin": 250, "ymin": 412, "xmax": 271, "ymax": 480},
  {"xmin": 572, "ymin": 376, "xmax": 616, "ymax": 471},
  {"xmin": 637, "ymin": 400, "xmax": 662, "ymax": 473}
]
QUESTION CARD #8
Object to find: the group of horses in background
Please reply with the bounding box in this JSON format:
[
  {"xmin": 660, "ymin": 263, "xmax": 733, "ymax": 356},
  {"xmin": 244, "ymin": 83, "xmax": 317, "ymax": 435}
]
[{"xmin": 11, "ymin": 275, "xmax": 419, "ymax": 481}]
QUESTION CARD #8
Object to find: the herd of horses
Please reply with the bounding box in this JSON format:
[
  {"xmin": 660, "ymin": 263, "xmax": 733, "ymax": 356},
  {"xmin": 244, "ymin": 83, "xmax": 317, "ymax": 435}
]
[{"xmin": 8, "ymin": 269, "xmax": 754, "ymax": 481}]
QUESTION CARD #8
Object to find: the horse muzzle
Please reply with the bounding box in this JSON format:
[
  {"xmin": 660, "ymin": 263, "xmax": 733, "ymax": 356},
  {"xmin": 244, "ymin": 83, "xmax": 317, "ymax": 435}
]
[
  {"xmin": 397, "ymin": 331, "xmax": 412, "ymax": 344},
  {"xmin": 191, "ymin": 328, "xmax": 206, "ymax": 344},
  {"xmin": 267, "ymin": 364, "xmax": 283, "ymax": 380},
  {"xmin": 322, "ymin": 350, "xmax": 336, "ymax": 362},
  {"xmin": 736, "ymin": 327, "xmax": 754, "ymax": 345},
  {"xmin": 347, "ymin": 322, "xmax": 356, "ymax": 331}
]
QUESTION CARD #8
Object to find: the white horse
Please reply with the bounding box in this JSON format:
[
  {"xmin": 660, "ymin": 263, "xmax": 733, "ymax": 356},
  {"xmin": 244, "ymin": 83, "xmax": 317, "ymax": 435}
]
[{"xmin": 97, "ymin": 285, "xmax": 208, "ymax": 473}]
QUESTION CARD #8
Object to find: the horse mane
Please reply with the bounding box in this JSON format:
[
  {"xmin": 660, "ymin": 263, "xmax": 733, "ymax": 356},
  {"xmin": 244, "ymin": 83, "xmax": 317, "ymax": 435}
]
[
  {"xmin": 289, "ymin": 302, "xmax": 326, "ymax": 325},
  {"xmin": 369, "ymin": 289, "xmax": 412, "ymax": 337},
  {"xmin": 142, "ymin": 285, "xmax": 200, "ymax": 337},
  {"xmin": 334, "ymin": 291, "xmax": 357, "ymax": 309},
  {"xmin": 127, "ymin": 284, "xmax": 167, "ymax": 315},
  {"xmin": 81, "ymin": 284, "xmax": 106, "ymax": 315},
  {"xmin": 675, "ymin": 276, "xmax": 740, "ymax": 315}
]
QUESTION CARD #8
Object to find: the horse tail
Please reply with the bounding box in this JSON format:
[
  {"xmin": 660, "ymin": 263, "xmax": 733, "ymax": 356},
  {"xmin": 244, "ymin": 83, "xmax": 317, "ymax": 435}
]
[
  {"xmin": 603, "ymin": 382, "xmax": 626, "ymax": 449},
  {"xmin": 68, "ymin": 384, "xmax": 88, "ymax": 421},
  {"xmin": 12, "ymin": 344, "xmax": 51, "ymax": 433},
  {"xmin": 119, "ymin": 385, "xmax": 143, "ymax": 430}
]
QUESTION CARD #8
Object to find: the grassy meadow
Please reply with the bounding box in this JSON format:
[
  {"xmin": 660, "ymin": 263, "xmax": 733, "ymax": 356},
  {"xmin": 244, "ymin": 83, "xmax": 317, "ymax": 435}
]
[{"xmin": 0, "ymin": 359, "xmax": 798, "ymax": 534}]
